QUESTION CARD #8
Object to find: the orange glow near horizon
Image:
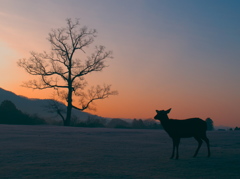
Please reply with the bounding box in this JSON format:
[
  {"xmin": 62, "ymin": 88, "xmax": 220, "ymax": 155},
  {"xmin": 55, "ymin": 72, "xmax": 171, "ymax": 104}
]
[
  {"xmin": 5, "ymin": 83, "xmax": 239, "ymax": 128},
  {"xmin": 0, "ymin": 1, "xmax": 240, "ymax": 128}
]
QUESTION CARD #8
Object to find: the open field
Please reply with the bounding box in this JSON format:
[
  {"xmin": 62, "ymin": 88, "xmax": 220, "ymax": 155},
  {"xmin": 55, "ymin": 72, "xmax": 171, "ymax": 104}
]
[{"xmin": 0, "ymin": 125, "xmax": 239, "ymax": 179}]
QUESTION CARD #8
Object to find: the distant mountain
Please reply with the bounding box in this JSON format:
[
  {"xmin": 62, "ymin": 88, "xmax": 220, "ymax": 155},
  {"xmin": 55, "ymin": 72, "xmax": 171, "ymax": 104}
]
[{"xmin": 0, "ymin": 88, "xmax": 90, "ymax": 122}]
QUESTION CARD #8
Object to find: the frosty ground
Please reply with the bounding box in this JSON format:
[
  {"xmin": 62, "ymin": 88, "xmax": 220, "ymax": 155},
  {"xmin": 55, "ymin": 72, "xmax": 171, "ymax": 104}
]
[{"xmin": 0, "ymin": 125, "xmax": 239, "ymax": 179}]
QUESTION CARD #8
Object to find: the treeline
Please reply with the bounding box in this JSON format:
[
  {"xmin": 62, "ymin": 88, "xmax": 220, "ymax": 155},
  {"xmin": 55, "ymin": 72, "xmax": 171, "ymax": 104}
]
[
  {"xmin": 0, "ymin": 100, "xmax": 161, "ymax": 128},
  {"xmin": 74, "ymin": 117, "xmax": 217, "ymax": 130},
  {"xmin": 0, "ymin": 100, "xmax": 46, "ymax": 125},
  {"xmin": 229, "ymin": 127, "xmax": 240, "ymax": 131},
  {"xmin": 74, "ymin": 117, "xmax": 162, "ymax": 129},
  {"xmin": 1, "ymin": 100, "xmax": 226, "ymax": 131}
]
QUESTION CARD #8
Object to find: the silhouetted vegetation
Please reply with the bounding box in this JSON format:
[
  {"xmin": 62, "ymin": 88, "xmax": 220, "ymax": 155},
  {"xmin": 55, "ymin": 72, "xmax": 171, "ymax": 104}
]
[
  {"xmin": 0, "ymin": 100, "xmax": 46, "ymax": 125},
  {"xmin": 0, "ymin": 100, "xmax": 172, "ymax": 129},
  {"xmin": 205, "ymin": 118, "xmax": 214, "ymax": 131},
  {"xmin": 131, "ymin": 119, "xmax": 145, "ymax": 129},
  {"xmin": 75, "ymin": 116, "xmax": 107, "ymax": 128},
  {"xmin": 71, "ymin": 117, "xmax": 161, "ymax": 129},
  {"xmin": 18, "ymin": 18, "xmax": 118, "ymax": 126},
  {"xmin": 143, "ymin": 119, "xmax": 163, "ymax": 129},
  {"xmin": 106, "ymin": 118, "xmax": 130, "ymax": 128},
  {"xmin": 111, "ymin": 118, "xmax": 161, "ymax": 129},
  {"xmin": 234, "ymin": 127, "xmax": 240, "ymax": 131}
]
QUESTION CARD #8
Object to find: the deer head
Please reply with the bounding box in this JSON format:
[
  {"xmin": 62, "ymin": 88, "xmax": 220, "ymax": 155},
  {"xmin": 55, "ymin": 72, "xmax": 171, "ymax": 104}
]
[{"xmin": 154, "ymin": 108, "xmax": 171, "ymax": 121}]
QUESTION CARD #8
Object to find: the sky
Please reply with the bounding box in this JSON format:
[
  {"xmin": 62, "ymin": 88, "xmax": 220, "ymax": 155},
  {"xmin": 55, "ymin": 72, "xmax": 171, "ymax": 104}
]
[{"xmin": 0, "ymin": 0, "xmax": 240, "ymax": 127}]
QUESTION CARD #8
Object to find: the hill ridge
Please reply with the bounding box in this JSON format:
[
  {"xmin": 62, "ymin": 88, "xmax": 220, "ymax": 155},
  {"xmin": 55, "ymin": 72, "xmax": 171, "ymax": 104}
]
[{"xmin": 0, "ymin": 87, "xmax": 90, "ymax": 121}]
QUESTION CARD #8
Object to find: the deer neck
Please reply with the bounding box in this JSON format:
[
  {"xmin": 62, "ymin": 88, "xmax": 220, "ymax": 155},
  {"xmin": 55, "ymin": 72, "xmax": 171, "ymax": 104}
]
[
  {"xmin": 160, "ymin": 116, "xmax": 170, "ymax": 127},
  {"xmin": 161, "ymin": 115, "xmax": 169, "ymax": 121}
]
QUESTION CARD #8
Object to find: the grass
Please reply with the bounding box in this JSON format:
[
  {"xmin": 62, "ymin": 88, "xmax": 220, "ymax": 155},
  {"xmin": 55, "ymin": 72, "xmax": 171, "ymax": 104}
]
[{"xmin": 0, "ymin": 124, "xmax": 239, "ymax": 179}]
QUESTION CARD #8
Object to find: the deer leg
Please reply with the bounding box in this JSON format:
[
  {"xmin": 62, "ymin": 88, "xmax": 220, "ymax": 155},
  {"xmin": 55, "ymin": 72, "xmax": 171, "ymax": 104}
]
[
  {"xmin": 175, "ymin": 138, "xmax": 180, "ymax": 160},
  {"xmin": 193, "ymin": 136, "xmax": 202, "ymax": 157},
  {"xmin": 170, "ymin": 139, "xmax": 175, "ymax": 159},
  {"xmin": 202, "ymin": 136, "xmax": 211, "ymax": 157}
]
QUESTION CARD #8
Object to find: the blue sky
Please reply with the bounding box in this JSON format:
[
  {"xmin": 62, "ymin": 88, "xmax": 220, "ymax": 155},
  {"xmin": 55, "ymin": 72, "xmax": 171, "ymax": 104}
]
[{"xmin": 0, "ymin": 0, "xmax": 240, "ymax": 126}]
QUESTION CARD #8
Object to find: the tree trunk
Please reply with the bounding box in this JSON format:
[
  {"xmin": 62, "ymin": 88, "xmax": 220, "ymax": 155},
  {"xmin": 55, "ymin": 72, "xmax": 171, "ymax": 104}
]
[
  {"xmin": 65, "ymin": 95, "xmax": 72, "ymax": 126},
  {"xmin": 65, "ymin": 105, "xmax": 72, "ymax": 126},
  {"xmin": 65, "ymin": 81, "xmax": 73, "ymax": 126}
]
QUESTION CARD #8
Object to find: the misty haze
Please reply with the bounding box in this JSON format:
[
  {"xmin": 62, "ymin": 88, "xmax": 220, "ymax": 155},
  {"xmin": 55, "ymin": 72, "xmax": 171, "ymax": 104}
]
[{"xmin": 0, "ymin": 1, "xmax": 240, "ymax": 179}]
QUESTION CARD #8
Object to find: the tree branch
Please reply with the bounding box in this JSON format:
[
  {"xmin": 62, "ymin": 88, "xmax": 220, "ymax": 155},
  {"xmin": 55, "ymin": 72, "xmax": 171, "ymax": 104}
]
[
  {"xmin": 45, "ymin": 100, "xmax": 66, "ymax": 123},
  {"xmin": 73, "ymin": 84, "xmax": 118, "ymax": 111},
  {"xmin": 72, "ymin": 46, "xmax": 112, "ymax": 82},
  {"xmin": 18, "ymin": 18, "xmax": 117, "ymax": 125}
]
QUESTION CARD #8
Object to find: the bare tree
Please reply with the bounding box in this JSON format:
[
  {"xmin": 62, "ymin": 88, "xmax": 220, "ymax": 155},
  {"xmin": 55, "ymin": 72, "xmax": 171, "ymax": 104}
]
[
  {"xmin": 18, "ymin": 18, "xmax": 118, "ymax": 126},
  {"xmin": 45, "ymin": 99, "xmax": 66, "ymax": 123}
]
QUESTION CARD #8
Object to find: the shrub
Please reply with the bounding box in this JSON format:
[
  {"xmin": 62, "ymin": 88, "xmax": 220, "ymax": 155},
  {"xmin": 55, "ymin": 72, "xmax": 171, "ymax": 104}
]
[{"xmin": 0, "ymin": 100, "xmax": 46, "ymax": 125}]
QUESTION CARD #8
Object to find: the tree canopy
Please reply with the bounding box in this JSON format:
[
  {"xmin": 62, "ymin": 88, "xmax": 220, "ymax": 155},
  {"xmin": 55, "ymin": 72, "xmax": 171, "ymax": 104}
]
[{"xmin": 18, "ymin": 18, "xmax": 118, "ymax": 126}]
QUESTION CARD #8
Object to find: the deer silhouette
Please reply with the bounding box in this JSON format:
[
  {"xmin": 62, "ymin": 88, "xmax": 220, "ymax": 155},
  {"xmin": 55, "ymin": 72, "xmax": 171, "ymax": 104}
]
[{"xmin": 154, "ymin": 108, "xmax": 210, "ymax": 159}]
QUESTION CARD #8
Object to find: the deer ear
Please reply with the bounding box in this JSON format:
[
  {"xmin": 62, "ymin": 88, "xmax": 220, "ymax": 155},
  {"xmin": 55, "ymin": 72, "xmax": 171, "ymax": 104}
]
[{"xmin": 166, "ymin": 108, "xmax": 171, "ymax": 113}]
